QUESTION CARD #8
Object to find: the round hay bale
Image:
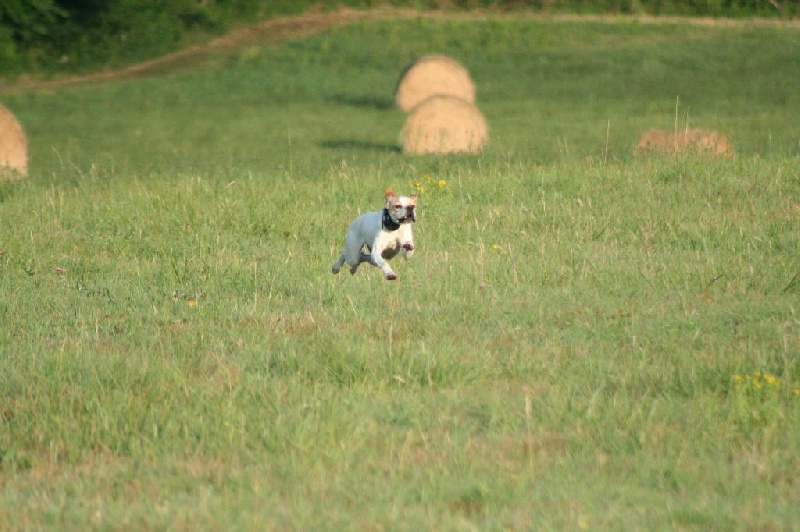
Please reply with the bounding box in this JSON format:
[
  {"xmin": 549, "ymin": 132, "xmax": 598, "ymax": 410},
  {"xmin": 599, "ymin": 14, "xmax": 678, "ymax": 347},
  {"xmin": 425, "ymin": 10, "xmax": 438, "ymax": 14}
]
[
  {"xmin": 395, "ymin": 55, "xmax": 475, "ymax": 112},
  {"xmin": 635, "ymin": 128, "xmax": 732, "ymax": 157},
  {"xmin": 401, "ymin": 95, "xmax": 487, "ymax": 155},
  {"xmin": 0, "ymin": 104, "xmax": 28, "ymax": 179}
]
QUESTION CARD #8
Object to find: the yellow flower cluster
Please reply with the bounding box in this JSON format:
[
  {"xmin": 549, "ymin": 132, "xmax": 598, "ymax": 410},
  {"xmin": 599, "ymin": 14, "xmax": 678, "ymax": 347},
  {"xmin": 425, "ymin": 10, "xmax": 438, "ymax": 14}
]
[
  {"xmin": 412, "ymin": 174, "xmax": 448, "ymax": 195},
  {"xmin": 732, "ymin": 371, "xmax": 800, "ymax": 396}
]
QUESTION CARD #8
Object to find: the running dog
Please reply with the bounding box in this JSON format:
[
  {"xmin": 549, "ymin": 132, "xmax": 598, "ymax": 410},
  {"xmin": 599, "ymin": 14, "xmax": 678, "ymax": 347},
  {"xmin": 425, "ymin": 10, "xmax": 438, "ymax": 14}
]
[{"xmin": 332, "ymin": 189, "xmax": 418, "ymax": 281}]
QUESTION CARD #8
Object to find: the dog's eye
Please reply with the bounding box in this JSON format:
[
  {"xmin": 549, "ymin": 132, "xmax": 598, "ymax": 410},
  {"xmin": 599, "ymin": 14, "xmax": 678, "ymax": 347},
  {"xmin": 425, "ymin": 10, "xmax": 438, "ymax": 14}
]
[{"xmin": 395, "ymin": 204, "xmax": 403, "ymax": 209}]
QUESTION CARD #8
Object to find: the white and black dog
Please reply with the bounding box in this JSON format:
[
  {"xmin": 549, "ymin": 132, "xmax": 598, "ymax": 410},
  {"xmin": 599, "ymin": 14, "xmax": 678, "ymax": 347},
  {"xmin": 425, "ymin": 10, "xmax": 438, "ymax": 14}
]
[{"xmin": 332, "ymin": 188, "xmax": 418, "ymax": 281}]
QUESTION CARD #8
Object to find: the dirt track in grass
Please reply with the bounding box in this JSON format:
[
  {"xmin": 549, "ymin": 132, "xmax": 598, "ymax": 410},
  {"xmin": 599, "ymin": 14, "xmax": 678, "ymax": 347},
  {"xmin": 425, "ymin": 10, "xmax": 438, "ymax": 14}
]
[{"xmin": 1, "ymin": 7, "xmax": 797, "ymax": 94}]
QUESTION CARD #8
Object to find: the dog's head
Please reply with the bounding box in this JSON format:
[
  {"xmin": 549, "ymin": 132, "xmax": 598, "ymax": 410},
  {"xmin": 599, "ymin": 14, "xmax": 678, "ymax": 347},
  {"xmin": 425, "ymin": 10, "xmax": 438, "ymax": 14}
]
[{"xmin": 384, "ymin": 188, "xmax": 418, "ymax": 225}]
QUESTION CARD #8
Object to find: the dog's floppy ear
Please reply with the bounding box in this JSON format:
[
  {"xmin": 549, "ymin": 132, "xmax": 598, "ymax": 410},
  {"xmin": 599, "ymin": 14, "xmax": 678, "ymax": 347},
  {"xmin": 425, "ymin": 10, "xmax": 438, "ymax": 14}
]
[
  {"xmin": 410, "ymin": 194, "xmax": 419, "ymax": 201},
  {"xmin": 384, "ymin": 188, "xmax": 397, "ymax": 201}
]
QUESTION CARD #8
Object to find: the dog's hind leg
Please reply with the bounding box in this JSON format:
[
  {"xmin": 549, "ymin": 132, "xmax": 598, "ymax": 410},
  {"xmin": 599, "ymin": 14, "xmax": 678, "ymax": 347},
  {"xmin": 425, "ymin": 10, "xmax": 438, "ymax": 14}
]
[
  {"xmin": 332, "ymin": 253, "xmax": 346, "ymax": 274},
  {"xmin": 349, "ymin": 253, "xmax": 371, "ymax": 274}
]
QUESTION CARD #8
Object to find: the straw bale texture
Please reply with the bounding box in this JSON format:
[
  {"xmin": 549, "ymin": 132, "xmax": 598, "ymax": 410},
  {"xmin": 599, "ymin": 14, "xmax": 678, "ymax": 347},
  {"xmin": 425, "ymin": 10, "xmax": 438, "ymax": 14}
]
[
  {"xmin": 396, "ymin": 55, "xmax": 475, "ymax": 112},
  {"xmin": 0, "ymin": 104, "xmax": 28, "ymax": 179},
  {"xmin": 401, "ymin": 95, "xmax": 487, "ymax": 155},
  {"xmin": 635, "ymin": 129, "xmax": 733, "ymax": 157}
]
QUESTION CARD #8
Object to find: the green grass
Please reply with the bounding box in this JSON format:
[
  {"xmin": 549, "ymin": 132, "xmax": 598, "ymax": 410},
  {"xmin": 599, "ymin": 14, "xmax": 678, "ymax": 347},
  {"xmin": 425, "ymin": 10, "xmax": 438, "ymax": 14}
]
[{"xmin": 1, "ymin": 14, "xmax": 800, "ymax": 529}]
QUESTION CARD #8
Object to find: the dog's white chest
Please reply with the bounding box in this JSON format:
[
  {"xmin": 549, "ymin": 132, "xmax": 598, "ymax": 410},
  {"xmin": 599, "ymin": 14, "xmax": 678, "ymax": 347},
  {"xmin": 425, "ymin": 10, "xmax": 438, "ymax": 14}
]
[{"xmin": 376, "ymin": 230, "xmax": 402, "ymax": 259}]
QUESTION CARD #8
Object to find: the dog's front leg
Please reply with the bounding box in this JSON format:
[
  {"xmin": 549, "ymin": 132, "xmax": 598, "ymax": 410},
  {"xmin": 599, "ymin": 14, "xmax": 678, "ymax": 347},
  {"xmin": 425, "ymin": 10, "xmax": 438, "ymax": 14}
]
[
  {"xmin": 401, "ymin": 242, "xmax": 414, "ymax": 261},
  {"xmin": 370, "ymin": 246, "xmax": 397, "ymax": 281},
  {"xmin": 400, "ymin": 225, "xmax": 415, "ymax": 260}
]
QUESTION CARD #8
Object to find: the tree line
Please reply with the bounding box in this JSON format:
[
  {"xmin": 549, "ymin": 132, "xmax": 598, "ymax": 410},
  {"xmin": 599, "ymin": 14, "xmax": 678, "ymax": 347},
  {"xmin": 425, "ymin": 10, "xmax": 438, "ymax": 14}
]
[{"xmin": 1, "ymin": 0, "xmax": 795, "ymax": 75}]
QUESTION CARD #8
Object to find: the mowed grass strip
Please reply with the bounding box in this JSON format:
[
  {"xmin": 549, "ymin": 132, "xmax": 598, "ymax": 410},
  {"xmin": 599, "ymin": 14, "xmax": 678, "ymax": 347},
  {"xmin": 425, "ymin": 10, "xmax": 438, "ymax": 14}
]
[{"xmin": 1, "ymin": 15, "xmax": 799, "ymax": 529}]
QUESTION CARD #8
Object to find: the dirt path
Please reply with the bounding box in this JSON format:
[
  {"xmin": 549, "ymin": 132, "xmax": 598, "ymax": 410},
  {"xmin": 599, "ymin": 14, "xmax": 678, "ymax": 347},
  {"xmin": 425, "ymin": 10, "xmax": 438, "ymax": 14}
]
[{"xmin": 1, "ymin": 7, "xmax": 796, "ymax": 95}]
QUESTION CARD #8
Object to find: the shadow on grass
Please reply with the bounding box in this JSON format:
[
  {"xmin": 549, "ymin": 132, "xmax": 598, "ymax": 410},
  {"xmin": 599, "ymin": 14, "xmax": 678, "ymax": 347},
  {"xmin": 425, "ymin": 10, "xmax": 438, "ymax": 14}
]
[
  {"xmin": 0, "ymin": 179, "xmax": 24, "ymax": 203},
  {"xmin": 320, "ymin": 139, "xmax": 401, "ymax": 153},
  {"xmin": 329, "ymin": 94, "xmax": 394, "ymax": 110}
]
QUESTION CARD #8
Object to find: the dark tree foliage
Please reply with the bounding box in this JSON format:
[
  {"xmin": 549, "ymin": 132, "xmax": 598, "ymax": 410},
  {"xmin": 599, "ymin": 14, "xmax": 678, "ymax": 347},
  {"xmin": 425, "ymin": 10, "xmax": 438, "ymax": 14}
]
[
  {"xmin": 0, "ymin": 0, "xmax": 796, "ymax": 74},
  {"xmin": 0, "ymin": 0, "xmax": 66, "ymax": 42},
  {"xmin": 0, "ymin": 0, "xmax": 64, "ymax": 68},
  {"xmin": 1, "ymin": 0, "xmax": 237, "ymax": 71}
]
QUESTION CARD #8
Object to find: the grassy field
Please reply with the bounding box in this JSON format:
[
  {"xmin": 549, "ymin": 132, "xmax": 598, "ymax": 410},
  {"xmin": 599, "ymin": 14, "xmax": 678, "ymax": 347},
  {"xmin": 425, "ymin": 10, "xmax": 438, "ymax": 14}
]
[{"xmin": 1, "ymin": 13, "xmax": 800, "ymax": 529}]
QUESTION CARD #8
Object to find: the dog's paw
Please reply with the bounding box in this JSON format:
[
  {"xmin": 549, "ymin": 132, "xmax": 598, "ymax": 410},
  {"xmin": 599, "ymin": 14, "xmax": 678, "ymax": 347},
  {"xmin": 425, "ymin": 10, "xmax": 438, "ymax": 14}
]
[
  {"xmin": 332, "ymin": 265, "xmax": 340, "ymax": 275},
  {"xmin": 402, "ymin": 242, "xmax": 414, "ymax": 251},
  {"xmin": 385, "ymin": 273, "xmax": 397, "ymax": 281}
]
